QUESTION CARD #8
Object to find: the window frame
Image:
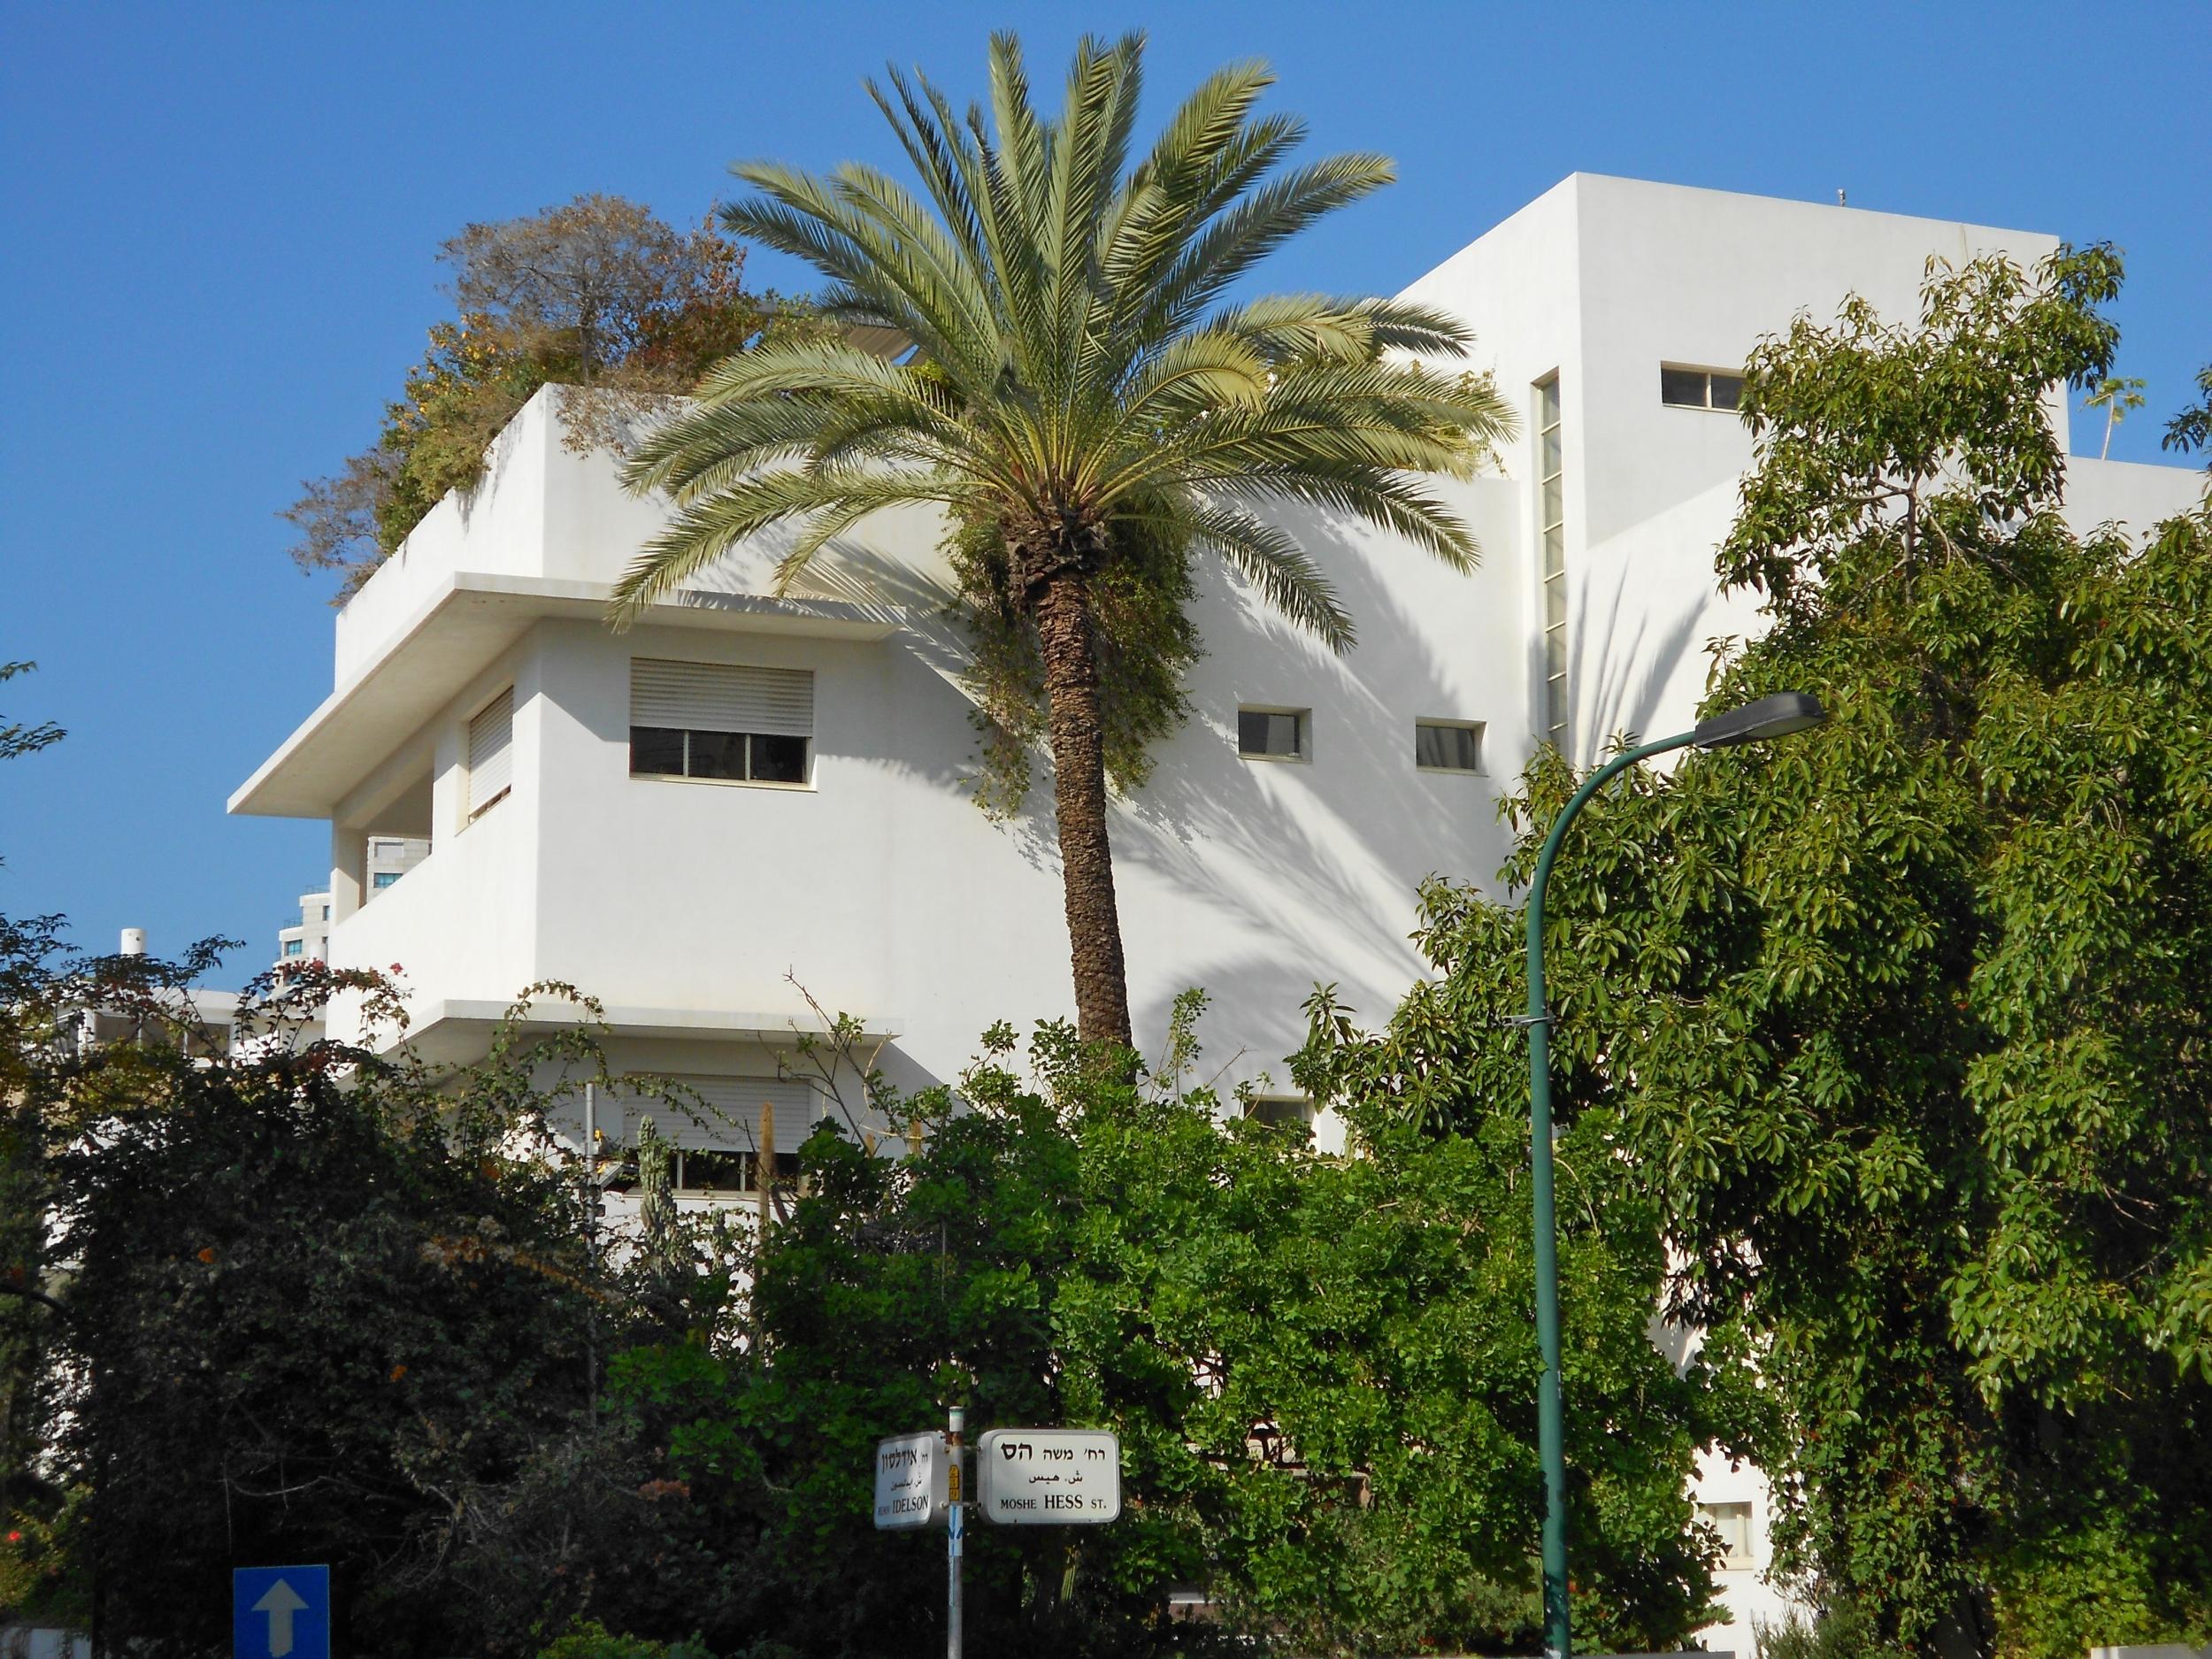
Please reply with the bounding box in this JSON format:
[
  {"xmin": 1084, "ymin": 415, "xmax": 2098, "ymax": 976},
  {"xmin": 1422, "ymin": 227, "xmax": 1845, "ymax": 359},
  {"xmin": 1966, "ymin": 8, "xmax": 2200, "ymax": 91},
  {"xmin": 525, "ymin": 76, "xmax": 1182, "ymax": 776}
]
[
  {"xmin": 1658, "ymin": 364, "xmax": 1747, "ymax": 412},
  {"xmin": 627, "ymin": 726, "xmax": 816, "ymax": 791},
  {"xmin": 464, "ymin": 687, "xmax": 515, "ymax": 823},
  {"xmin": 1696, "ymin": 1500, "xmax": 1755, "ymax": 1567},
  {"xmin": 627, "ymin": 659, "xmax": 818, "ymax": 792},
  {"xmin": 1413, "ymin": 718, "xmax": 1486, "ymax": 776},
  {"xmin": 1236, "ymin": 704, "xmax": 1312, "ymax": 764},
  {"xmin": 1241, "ymin": 1095, "xmax": 1316, "ymax": 1140}
]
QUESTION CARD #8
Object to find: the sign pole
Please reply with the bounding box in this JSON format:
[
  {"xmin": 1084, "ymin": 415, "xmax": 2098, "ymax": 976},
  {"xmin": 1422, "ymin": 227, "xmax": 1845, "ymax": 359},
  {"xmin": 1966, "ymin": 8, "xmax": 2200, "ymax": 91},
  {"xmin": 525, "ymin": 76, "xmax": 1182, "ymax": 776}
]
[{"xmin": 946, "ymin": 1406, "xmax": 964, "ymax": 1659}]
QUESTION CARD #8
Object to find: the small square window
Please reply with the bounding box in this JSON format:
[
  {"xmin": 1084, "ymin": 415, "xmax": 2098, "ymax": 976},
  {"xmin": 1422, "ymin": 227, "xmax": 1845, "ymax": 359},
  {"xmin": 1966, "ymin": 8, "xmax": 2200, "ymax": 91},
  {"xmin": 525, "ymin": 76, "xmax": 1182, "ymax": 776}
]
[
  {"xmin": 629, "ymin": 727, "xmax": 686, "ymax": 778},
  {"xmin": 1244, "ymin": 1096, "xmax": 1313, "ymax": 1138},
  {"xmin": 749, "ymin": 733, "xmax": 810, "ymax": 784},
  {"xmin": 1698, "ymin": 1501, "xmax": 1755, "ymax": 1565},
  {"xmin": 1661, "ymin": 366, "xmax": 1709, "ymax": 407},
  {"xmin": 1238, "ymin": 707, "xmax": 1308, "ymax": 761},
  {"xmin": 687, "ymin": 729, "xmax": 748, "ymax": 781},
  {"xmin": 1415, "ymin": 720, "xmax": 1485, "ymax": 773}
]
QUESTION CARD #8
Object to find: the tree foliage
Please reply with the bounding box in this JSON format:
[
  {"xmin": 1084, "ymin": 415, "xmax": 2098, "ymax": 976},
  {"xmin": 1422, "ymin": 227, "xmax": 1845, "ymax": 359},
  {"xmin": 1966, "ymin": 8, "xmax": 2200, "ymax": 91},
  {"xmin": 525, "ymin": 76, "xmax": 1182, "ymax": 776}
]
[
  {"xmin": 611, "ymin": 33, "xmax": 1513, "ymax": 1044},
  {"xmin": 283, "ymin": 196, "xmax": 822, "ymax": 597},
  {"xmin": 613, "ymin": 999, "xmax": 1722, "ymax": 1658},
  {"xmin": 1295, "ymin": 246, "xmax": 2212, "ymax": 1657}
]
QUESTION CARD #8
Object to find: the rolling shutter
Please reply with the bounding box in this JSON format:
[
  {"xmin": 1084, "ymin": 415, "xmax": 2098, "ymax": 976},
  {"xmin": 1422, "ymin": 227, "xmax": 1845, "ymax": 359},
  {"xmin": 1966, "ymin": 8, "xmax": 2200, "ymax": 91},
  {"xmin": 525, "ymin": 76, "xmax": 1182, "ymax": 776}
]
[
  {"xmin": 623, "ymin": 1075, "xmax": 820, "ymax": 1152},
  {"xmin": 467, "ymin": 688, "xmax": 513, "ymax": 815},
  {"xmin": 631, "ymin": 659, "xmax": 813, "ymax": 737}
]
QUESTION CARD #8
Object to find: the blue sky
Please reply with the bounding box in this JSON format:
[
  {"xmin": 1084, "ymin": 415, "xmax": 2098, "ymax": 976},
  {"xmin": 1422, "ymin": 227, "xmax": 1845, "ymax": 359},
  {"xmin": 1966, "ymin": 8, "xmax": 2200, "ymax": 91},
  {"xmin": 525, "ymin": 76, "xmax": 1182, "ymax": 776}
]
[{"xmin": 2, "ymin": 1, "xmax": 2206, "ymax": 974}]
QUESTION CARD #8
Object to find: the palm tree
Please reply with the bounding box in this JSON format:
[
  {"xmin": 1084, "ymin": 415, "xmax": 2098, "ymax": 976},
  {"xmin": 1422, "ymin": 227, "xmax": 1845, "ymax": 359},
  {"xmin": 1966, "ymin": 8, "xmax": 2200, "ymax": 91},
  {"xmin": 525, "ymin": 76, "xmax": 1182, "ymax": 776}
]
[
  {"xmin": 612, "ymin": 33, "xmax": 1512, "ymax": 1047},
  {"xmin": 2086, "ymin": 373, "xmax": 2146, "ymax": 460}
]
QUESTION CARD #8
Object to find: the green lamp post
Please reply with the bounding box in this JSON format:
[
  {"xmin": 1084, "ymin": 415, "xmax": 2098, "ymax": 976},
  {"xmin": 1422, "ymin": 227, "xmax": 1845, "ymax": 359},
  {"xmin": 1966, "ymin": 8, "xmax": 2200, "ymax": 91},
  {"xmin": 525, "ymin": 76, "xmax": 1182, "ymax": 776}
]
[{"xmin": 1523, "ymin": 691, "xmax": 1826, "ymax": 1659}]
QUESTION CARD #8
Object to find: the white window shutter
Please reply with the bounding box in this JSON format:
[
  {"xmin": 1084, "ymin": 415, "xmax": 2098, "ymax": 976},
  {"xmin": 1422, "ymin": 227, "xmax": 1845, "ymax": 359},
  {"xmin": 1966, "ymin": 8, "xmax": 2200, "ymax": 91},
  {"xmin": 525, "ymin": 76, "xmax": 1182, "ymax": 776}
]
[
  {"xmin": 631, "ymin": 659, "xmax": 814, "ymax": 737},
  {"xmin": 467, "ymin": 688, "xmax": 513, "ymax": 815},
  {"xmin": 625, "ymin": 1076, "xmax": 819, "ymax": 1151}
]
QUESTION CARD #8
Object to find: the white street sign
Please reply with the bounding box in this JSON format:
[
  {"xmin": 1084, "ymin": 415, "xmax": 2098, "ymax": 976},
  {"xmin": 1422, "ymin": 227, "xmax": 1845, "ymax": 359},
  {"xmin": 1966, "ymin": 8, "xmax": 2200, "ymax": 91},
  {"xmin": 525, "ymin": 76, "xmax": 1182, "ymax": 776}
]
[
  {"xmin": 976, "ymin": 1428, "xmax": 1121, "ymax": 1525},
  {"xmin": 873, "ymin": 1430, "xmax": 950, "ymax": 1529}
]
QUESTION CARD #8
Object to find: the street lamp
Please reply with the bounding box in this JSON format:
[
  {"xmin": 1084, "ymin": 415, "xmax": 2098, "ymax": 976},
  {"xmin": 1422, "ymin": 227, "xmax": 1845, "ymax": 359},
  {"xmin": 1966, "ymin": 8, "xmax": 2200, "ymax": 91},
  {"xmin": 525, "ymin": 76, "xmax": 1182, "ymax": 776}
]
[{"xmin": 1521, "ymin": 691, "xmax": 1825, "ymax": 1659}]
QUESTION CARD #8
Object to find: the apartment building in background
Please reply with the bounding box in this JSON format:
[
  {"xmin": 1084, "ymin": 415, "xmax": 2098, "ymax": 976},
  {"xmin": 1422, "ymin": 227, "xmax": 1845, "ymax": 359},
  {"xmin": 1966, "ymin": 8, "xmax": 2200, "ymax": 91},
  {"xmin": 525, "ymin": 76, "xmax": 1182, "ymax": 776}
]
[
  {"xmin": 229, "ymin": 175, "xmax": 2205, "ymax": 1648},
  {"xmin": 275, "ymin": 836, "xmax": 429, "ymax": 968}
]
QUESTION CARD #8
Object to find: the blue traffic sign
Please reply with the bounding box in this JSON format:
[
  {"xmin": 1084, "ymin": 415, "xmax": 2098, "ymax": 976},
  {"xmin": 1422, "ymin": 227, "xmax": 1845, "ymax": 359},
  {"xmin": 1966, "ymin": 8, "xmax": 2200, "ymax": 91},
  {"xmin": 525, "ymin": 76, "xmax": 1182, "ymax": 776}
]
[{"xmin": 234, "ymin": 1564, "xmax": 329, "ymax": 1659}]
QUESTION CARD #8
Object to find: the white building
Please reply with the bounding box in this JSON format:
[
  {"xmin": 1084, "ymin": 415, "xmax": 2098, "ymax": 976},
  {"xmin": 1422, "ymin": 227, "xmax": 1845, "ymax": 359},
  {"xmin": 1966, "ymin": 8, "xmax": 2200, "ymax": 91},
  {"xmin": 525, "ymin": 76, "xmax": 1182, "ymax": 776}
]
[{"xmin": 228, "ymin": 174, "xmax": 2204, "ymax": 1648}]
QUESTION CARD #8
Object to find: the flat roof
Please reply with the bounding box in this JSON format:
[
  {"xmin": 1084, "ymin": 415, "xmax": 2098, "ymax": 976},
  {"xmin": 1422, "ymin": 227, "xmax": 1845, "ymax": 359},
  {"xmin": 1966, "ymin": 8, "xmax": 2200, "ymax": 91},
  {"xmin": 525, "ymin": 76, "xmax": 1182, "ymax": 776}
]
[{"xmin": 229, "ymin": 573, "xmax": 899, "ymax": 819}]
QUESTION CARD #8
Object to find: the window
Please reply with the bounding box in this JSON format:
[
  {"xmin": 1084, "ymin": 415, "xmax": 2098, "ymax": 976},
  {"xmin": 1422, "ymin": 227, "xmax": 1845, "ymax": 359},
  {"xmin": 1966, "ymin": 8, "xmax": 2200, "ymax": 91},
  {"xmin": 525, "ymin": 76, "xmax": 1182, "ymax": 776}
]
[
  {"xmin": 1660, "ymin": 365, "xmax": 1745, "ymax": 411},
  {"xmin": 630, "ymin": 659, "xmax": 814, "ymax": 787},
  {"xmin": 371, "ymin": 839, "xmax": 403, "ymax": 857},
  {"xmin": 372, "ymin": 871, "xmax": 401, "ymax": 890},
  {"xmin": 321, "ymin": 904, "xmax": 332, "ymax": 921},
  {"xmin": 1243, "ymin": 1096, "xmax": 1313, "ymax": 1138},
  {"xmin": 1698, "ymin": 1501, "xmax": 1755, "ymax": 1566},
  {"xmin": 466, "ymin": 688, "xmax": 514, "ymax": 818},
  {"xmin": 624, "ymin": 1075, "xmax": 818, "ymax": 1194},
  {"xmin": 1415, "ymin": 719, "xmax": 1485, "ymax": 773},
  {"xmin": 1238, "ymin": 707, "xmax": 1309, "ymax": 761},
  {"xmin": 282, "ymin": 938, "xmax": 304, "ymax": 957},
  {"xmin": 1536, "ymin": 376, "xmax": 1569, "ymax": 753}
]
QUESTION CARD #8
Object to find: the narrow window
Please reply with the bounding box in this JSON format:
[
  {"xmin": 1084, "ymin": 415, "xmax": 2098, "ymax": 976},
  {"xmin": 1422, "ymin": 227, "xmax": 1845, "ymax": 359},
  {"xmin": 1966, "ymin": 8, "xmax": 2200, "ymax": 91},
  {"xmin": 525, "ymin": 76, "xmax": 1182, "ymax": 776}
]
[
  {"xmin": 1237, "ymin": 707, "xmax": 1308, "ymax": 761},
  {"xmin": 630, "ymin": 660, "xmax": 815, "ymax": 787},
  {"xmin": 466, "ymin": 688, "xmax": 513, "ymax": 818},
  {"xmin": 1415, "ymin": 719, "xmax": 1485, "ymax": 773},
  {"xmin": 1660, "ymin": 365, "xmax": 1745, "ymax": 411},
  {"xmin": 1536, "ymin": 377, "xmax": 1568, "ymax": 754}
]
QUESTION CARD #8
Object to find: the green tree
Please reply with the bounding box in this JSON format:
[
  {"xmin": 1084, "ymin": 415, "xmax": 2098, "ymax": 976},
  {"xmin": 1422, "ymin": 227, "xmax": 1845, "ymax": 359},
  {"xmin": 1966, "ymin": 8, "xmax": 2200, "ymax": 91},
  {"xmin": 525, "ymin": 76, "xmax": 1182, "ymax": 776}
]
[
  {"xmin": 1295, "ymin": 246, "xmax": 2212, "ymax": 1656},
  {"xmin": 285, "ymin": 196, "xmax": 820, "ymax": 597},
  {"xmin": 2163, "ymin": 363, "xmax": 2212, "ymax": 468},
  {"xmin": 617, "ymin": 1002, "xmax": 1721, "ymax": 1657},
  {"xmin": 611, "ymin": 34, "xmax": 1512, "ymax": 1046}
]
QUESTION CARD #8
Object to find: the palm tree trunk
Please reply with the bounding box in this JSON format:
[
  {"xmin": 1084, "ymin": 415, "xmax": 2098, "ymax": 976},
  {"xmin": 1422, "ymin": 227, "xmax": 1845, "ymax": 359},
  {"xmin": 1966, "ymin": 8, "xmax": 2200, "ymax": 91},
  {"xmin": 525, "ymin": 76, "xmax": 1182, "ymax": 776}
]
[{"xmin": 1033, "ymin": 570, "xmax": 1133, "ymax": 1047}]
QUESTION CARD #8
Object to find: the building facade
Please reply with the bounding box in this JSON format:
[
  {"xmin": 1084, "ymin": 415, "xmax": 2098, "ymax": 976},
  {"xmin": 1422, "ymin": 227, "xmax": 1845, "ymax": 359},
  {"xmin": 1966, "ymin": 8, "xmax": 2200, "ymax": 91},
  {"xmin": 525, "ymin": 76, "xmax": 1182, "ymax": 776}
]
[{"xmin": 230, "ymin": 174, "xmax": 2204, "ymax": 1647}]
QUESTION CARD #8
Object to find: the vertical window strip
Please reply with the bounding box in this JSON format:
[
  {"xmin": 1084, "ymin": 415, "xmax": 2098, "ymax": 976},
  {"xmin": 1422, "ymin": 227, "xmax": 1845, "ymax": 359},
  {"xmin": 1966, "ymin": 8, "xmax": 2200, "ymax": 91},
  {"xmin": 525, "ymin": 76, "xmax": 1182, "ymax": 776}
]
[
  {"xmin": 1537, "ymin": 377, "xmax": 1568, "ymax": 754},
  {"xmin": 467, "ymin": 687, "xmax": 513, "ymax": 818}
]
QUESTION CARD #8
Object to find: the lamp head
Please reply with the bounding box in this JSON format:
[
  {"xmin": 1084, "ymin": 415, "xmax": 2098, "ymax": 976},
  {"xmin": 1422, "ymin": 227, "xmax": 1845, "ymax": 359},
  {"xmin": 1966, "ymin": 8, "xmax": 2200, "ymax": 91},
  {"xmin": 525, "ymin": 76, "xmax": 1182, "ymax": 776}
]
[{"xmin": 1693, "ymin": 691, "xmax": 1827, "ymax": 749}]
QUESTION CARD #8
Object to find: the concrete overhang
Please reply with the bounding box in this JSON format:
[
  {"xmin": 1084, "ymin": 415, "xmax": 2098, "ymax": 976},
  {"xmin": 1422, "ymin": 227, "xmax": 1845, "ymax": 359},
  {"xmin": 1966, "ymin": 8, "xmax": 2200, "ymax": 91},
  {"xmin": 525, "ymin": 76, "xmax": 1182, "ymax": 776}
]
[
  {"xmin": 379, "ymin": 998, "xmax": 902, "ymax": 1067},
  {"xmin": 229, "ymin": 573, "xmax": 901, "ymax": 819}
]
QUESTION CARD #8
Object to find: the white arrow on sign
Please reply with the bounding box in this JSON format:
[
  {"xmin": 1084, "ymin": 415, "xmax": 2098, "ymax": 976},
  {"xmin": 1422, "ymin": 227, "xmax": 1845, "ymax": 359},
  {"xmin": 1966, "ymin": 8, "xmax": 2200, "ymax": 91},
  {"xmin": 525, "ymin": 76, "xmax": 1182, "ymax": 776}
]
[{"xmin": 252, "ymin": 1578, "xmax": 308, "ymax": 1658}]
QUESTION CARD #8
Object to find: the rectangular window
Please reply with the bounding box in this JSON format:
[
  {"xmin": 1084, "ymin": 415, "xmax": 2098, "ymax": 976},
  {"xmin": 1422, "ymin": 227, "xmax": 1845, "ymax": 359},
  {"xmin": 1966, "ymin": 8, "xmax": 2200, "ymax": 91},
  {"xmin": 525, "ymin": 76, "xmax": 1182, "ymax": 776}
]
[
  {"xmin": 1238, "ymin": 707, "xmax": 1308, "ymax": 761},
  {"xmin": 630, "ymin": 659, "xmax": 814, "ymax": 787},
  {"xmin": 282, "ymin": 938, "xmax": 304, "ymax": 957},
  {"xmin": 372, "ymin": 871, "xmax": 400, "ymax": 890},
  {"xmin": 371, "ymin": 839, "xmax": 403, "ymax": 857},
  {"xmin": 623, "ymin": 1075, "xmax": 819, "ymax": 1194},
  {"xmin": 1243, "ymin": 1096, "xmax": 1314, "ymax": 1138},
  {"xmin": 1660, "ymin": 365, "xmax": 1745, "ymax": 411},
  {"xmin": 1536, "ymin": 376, "xmax": 1568, "ymax": 754},
  {"xmin": 1697, "ymin": 1501, "xmax": 1755, "ymax": 1566},
  {"xmin": 466, "ymin": 688, "xmax": 514, "ymax": 818},
  {"xmin": 1415, "ymin": 719, "xmax": 1485, "ymax": 773},
  {"xmin": 321, "ymin": 904, "xmax": 332, "ymax": 921}
]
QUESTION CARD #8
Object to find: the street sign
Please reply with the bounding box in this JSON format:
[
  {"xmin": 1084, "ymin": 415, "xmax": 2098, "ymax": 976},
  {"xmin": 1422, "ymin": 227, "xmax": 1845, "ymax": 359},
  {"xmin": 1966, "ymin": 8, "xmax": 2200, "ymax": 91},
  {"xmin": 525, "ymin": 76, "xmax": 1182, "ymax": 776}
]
[
  {"xmin": 233, "ymin": 1564, "xmax": 330, "ymax": 1659},
  {"xmin": 872, "ymin": 1430, "xmax": 950, "ymax": 1529},
  {"xmin": 975, "ymin": 1428, "xmax": 1121, "ymax": 1525}
]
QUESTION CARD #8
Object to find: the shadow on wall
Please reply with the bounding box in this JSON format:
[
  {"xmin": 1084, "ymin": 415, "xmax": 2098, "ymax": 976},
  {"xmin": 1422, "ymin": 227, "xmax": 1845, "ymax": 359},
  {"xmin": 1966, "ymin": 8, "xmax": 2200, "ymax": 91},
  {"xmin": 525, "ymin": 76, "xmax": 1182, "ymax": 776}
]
[
  {"xmin": 689, "ymin": 507, "xmax": 1533, "ymax": 1071},
  {"xmin": 1114, "ymin": 503, "xmax": 1520, "ymax": 1052},
  {"xmin": 1528, "ymin": 549, "xmax": 1713, "ymax": 771}
]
